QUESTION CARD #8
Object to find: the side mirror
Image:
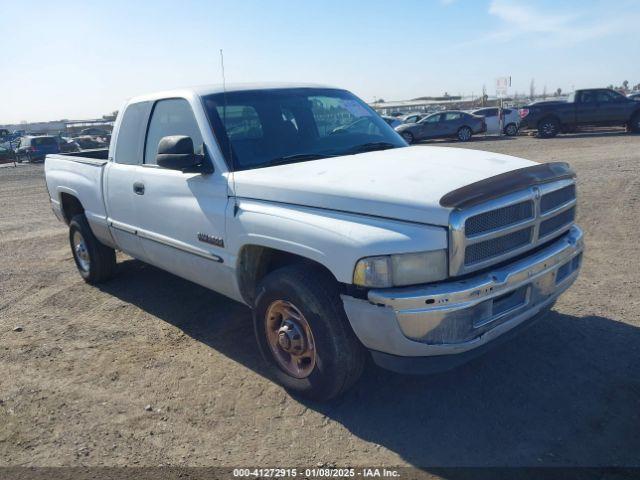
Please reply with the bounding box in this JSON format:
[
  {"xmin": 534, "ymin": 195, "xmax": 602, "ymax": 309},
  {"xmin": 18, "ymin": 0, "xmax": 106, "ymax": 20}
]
[{"xmin": 156, "ymin": 135, "xmax": 212, "ymax": 173}]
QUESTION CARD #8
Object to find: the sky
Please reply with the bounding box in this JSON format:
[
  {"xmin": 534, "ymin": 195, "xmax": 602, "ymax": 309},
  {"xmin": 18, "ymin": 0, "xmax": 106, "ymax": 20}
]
[{"xmin": 1, "ymin": 0, "xmax": 639, "ymax": 124}]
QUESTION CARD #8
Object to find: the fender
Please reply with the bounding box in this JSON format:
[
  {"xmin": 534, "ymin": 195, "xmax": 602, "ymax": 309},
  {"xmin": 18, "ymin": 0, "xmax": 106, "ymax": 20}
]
[{"xmin": 228, "ymin": 199, "xmax": 447, "ymax": 284}]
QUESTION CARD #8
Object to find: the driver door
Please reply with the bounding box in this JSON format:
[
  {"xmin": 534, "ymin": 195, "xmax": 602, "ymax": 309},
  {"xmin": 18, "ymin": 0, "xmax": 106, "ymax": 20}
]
[
  {"xmin": 418, "ymin": 114, "xmax": 444, "ymax": 139},
  {"xmin": 131, "ymin": 98, "xmax": 235, "ymax": 298}
]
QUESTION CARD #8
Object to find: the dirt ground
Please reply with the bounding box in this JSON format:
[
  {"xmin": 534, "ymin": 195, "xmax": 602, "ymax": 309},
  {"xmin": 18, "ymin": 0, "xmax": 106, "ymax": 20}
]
[{"xmin": 1, "ymin": 131, "xmax": 639, "ymax": 470}]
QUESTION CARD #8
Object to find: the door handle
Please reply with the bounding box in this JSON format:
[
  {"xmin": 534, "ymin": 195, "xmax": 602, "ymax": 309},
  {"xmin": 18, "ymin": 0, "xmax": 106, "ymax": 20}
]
[{"xmin": 133, "ymin": 182, "xmax": 145, "ymax": 195}]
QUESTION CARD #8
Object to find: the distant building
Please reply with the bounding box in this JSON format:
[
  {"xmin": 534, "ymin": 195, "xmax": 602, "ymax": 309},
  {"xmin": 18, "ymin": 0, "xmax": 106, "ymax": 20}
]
[{"xmin": 0, "ymin": 118, "xmax": 113, "ymax": 136}]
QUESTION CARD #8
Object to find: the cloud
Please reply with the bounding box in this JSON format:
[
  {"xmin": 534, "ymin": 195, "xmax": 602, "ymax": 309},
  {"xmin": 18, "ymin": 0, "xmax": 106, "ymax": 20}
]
[{"xmin": 481, "ymin": 0, "xmax": 639, "ymax": 47}]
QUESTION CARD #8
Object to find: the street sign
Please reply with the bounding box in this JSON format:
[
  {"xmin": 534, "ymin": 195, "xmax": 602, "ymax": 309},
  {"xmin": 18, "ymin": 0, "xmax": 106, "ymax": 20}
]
[{"xmin": 496, "ymin": 76, "xmax": 511, "ymax": 98}]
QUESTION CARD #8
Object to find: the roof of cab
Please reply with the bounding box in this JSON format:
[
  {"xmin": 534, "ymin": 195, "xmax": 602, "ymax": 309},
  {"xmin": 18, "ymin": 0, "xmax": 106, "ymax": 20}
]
[{"xmin": 127, "ymin": 82, "xmax": 341, "ymax": 104}]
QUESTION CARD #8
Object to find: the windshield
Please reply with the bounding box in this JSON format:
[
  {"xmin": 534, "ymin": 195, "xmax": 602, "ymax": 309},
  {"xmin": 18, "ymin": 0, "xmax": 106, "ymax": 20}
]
[
  {"xmin": 33, "ymin": 137, "xmax": 57, "ymax": 146},
  {"xmin": 202, "ymin": 88, "xmax": 406, "ymax": 171}
]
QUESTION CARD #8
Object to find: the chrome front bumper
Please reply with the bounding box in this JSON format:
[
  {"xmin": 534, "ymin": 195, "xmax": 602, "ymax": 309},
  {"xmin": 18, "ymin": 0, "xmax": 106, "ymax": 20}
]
[{"xmin": 342, "ymin": 225, "xmax": 583, "ymax": 359}]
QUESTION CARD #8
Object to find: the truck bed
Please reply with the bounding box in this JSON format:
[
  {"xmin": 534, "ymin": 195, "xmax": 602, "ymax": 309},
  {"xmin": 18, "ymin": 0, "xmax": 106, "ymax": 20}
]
[
  {"xmin": 44, "ymin": 150, "xmax": 113, "ymax": 247},
  {"xmin": 51, "ymin": 148, "xmax": 110, "ymax": 162}
]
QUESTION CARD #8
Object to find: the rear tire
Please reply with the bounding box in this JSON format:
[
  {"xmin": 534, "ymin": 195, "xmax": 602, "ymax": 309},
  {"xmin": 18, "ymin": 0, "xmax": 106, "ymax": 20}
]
[
  {"xmin": 69, "ymin": 214, "xmax": 116, "ymax": 284},
  {"xmin": 457, "ymin": 126, "xmax": 472, "ymax": 142},
  {"xmin": 629, "ymin": 112, "xmax": 640, "ymax": 133},
  {"xmin": 253, "ymin": 264, "xmax": 366, "ymax": 401},
  {"xmin": 504, "ymin": 123, "xmax": 518, "ymax": 136},
  {"xmin": 537, "ymin": 117, "xmax": 560, "ymax": 138},
  {"xmin": 401, "ymin": 131, "xmax": 414, "ymax": 144}
]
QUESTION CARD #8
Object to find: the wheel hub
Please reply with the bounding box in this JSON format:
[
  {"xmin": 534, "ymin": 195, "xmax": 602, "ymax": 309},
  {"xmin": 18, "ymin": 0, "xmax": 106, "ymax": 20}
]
[
  {"xmin": 277, "ymin": 320, "xmax": 306, "ymax": 354},
  {"xmin": 72, "ymin": 231, "xmax": 90, "ymax": 272},
  {"xmin": 265, "ymin": 300, "xmax": 316, "ymax": 379}
]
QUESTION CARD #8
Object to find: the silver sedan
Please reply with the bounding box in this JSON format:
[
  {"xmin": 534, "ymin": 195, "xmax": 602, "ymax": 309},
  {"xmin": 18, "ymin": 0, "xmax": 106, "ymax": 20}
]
[{"xmin": 395, "ymin": 111, "xmax": 486, "ymax": 143}]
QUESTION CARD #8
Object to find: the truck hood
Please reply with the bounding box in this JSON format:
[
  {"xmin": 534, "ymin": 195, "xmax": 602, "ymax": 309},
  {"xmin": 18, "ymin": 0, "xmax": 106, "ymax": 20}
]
[{"xmin": 232, "ymin": 146, "xmax": 536, "ymax": 226}]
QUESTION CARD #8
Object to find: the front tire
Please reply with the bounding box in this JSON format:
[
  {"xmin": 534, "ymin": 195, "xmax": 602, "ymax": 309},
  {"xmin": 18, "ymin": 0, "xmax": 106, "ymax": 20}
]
[
  {"xmin": 537, "ymin": 117, "xmax": 560, "ymax": 138},
  {"xmin": 629, "ymin": 112, "xmax": 640, "ymax": 133},
  {"xmin": 253, "ymin": 264, "xmax": 366, "ymax": 401},
  {"xmin": 504, "ymin": 123, "xmax": 518, "ymax": 136},
  {"xmin": 401, "ymin": 131, "xmax": 414, "ymax": 144},
  {"xmin": 69, "ymin": 214, "xmax": 116, "ymax": 284},
  {"xmin": 457, "ymin": 126, "xmax": 472, "ymax": 142}
]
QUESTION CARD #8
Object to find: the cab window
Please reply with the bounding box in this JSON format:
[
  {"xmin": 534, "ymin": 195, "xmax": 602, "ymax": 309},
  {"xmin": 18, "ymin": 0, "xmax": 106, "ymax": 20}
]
[
  {"xmin": 596, "ymin": 90, "xmax": 625, "ymax": 103},
  {"xmin": 444, "ymin": 112, "xmax": 462, "ymax": 121},
  {"xmin": 145, "ymin": 99, "xmax": 203, "ymax": 165},
  {"xmin": 421, "ymin": 114, "xmax": 441, "ymax": 124}
]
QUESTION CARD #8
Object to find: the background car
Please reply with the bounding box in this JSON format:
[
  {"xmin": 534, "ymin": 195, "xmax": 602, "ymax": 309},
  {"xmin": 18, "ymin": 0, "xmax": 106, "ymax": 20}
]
[
  {"xmin": 395, "ymin": 110, "xmax": 486, "ymax": 143},
  {"xmin": 0, "ymin": 145, "xmax": 16, "ymax": 164},
  {"xmin": 15, "ymin": 135, "xmax": 60, "ymax": 162},
  {"xmin": 56, "ymin": 136, "xmax": 81, "ymax": 153},
  {"xmin": 400, "ymin": 112, "xmax": 430, "ymax": 124},
  {"xmin": 381, "ymin": 115, "xmax": 402, "ymax": 128},
  {"xmin": 628, "ymin": 92, "xmax": 640, "ymax": 101},
  {"xmin": 472, "ymin": 107, "xmax": 520, "ymax": 136},
  {"xmin": 73, "ymin": 135, "xmax": 108, "ymax": 150},
  {"xmin": 79, "ymin": 127, "xmax": 111, "ymax": 137}
]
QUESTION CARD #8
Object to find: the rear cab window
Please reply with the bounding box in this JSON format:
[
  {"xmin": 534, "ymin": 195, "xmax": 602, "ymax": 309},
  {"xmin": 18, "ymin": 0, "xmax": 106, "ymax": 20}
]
[{"xmin": 114, "ymin": 101, "xmax": 152, "ymax": 165}]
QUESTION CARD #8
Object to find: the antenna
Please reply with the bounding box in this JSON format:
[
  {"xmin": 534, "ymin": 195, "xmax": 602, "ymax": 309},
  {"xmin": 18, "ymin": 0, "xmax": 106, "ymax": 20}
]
[{"xmin": 220, "ymin": 49, "xmax": 238, "ymax": 213}]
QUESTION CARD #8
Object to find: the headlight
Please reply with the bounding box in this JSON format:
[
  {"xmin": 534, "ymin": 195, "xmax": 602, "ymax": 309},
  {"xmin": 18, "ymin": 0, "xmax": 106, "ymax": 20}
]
[{"xmin": 353, "ymin": 250, "xmax": 448, "ymax": 288}]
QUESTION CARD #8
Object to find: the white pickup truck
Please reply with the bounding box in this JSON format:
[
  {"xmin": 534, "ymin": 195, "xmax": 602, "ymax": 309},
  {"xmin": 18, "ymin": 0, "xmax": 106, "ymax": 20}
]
[{"xmin": 45, "ymin": 84, "xmax": 583, "ymax": 400}]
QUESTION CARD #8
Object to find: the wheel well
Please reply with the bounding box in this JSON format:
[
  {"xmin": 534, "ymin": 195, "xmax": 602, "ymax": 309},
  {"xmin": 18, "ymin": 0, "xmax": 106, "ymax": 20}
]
[
  {"xmin": 237, "ymin": 245, "xmax": 337, "ymax": 305},
  {"xmin": 60, "ymin": 193, "xmax": 84, "ymax": 224},
  {"xmin": 537, "ymin": 115, "xmax": 560, "ymax": 127}
]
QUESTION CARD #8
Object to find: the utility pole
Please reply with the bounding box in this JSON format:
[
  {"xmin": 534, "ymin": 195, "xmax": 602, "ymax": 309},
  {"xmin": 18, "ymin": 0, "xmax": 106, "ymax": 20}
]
[{"xmin": 530, "ymin": 78, "xmax": 536, "ymax": 100}]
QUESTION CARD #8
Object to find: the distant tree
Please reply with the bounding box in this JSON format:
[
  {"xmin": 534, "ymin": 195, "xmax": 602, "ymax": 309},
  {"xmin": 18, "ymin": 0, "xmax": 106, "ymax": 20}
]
[
  {"xmin": 607, "ymin": 84, "xmax": 614, "ymax": 90},
  {"xmin": 622, "ymin": 80, "xmax": 629, "ymax": 91},
  {"xmin": 374, "ymin": 98, "xmax": 385, "ymax": 104},
  {"xmin": 482, "ymin": 84, "xmax": 487, "ymax": 106},
  {"xmin": 555, "ymin": 87, "xmax": 562, "ymax": 96},
  {"xmin": 543, "ymin": 85, "xmax": 547, "ymax": 99},
  {"xmin": 102, "ymin": 110, "xmax": 118, "ymax": 121}
]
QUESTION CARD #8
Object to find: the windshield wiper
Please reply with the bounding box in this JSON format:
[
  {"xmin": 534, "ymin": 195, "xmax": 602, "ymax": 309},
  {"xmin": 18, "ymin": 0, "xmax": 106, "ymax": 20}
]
[
  {"xmin": 263, "ymin": 153, "xmax": 336, "ymax": 167},
  {"xmin": 347, "ymin": 142, "xmax": 399, "ymax": 154}
]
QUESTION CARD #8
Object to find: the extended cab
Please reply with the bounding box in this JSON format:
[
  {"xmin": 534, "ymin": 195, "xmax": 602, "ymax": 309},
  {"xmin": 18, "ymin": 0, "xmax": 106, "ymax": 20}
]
[
  {"xmin": 519, "ymin": 88, "xmax": 640, "ymax": 137},
  {"xmin": 45, "ymin": 84, "xmax": 584, "ymax": 400}
]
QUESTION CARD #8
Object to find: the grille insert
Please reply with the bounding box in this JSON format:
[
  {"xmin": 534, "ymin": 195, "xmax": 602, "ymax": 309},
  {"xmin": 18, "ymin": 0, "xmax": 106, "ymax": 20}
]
[
  {"xmin": 539, "ymin": 207, "xmax": 575, "ymax": 238},
  {"xmin": 541, "ymin": 184, "xmax": 576, "ymax": 213},
  {"xmin": 450, "ymin": 180, "xmax": 578, "ymax": 276},
  {"xmin": 465, "ymin": 227, "xmax": 533, "ymax": 265},
  {"xmin": 465, "ymin": 201, "xmax": 534, "ymax": 237}
]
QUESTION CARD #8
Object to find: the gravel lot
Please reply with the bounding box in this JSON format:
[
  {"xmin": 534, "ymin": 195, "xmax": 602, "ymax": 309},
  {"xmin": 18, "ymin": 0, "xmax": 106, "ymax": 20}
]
[{"xmin": 1, "ymin": 131, "xmax": 639, "ymax": 470}]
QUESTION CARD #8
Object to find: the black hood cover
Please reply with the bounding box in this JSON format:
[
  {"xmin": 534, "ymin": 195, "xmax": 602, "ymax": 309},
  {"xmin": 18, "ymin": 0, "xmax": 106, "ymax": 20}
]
[{"xmin": 440, "ymin": 162, "xmax": 576, "ymax": 209}]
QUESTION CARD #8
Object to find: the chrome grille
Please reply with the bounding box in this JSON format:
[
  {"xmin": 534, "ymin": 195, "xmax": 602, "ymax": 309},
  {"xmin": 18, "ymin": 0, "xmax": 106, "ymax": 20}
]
[
  {"xmin": 539, "ymin": 206, "xmax": 575, "ymax": 238},
  {"xmin": 465, "ymin": 227, "xmax": 533, "ymax": 265},
  {"xmin": 465, "ymin": 201, "xmax": 534, "ymax": 236},
  {"xmin": 449, "ymin": 179, "xmax": 577, "ymax": 276},
  {"xmin": 541, "ymin": 184, "xmax": 576, "ymax": 213}
]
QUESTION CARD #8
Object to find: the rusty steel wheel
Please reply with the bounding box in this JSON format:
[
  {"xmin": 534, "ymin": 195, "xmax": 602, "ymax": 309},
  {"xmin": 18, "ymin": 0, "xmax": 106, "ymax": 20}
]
[
  {"xmin": 264, "ymin": 300, "xmax": 317, "ymax": 379},
  {"xmin": 254, "ymin": 264, "xmax": 366, "ymax": 400}
]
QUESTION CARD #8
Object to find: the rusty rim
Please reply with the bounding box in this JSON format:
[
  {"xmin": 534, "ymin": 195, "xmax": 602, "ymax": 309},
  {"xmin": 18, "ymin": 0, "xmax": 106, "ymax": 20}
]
[{"xmin": 265, "ymin": 300, "xmax": 316, "ymax": 379}]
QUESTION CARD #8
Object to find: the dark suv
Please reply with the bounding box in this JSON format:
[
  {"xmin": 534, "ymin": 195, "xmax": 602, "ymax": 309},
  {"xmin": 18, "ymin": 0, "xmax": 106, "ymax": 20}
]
[{"xmin": 15, "ymin": 136, "xmax": 60, "ymax": 162}]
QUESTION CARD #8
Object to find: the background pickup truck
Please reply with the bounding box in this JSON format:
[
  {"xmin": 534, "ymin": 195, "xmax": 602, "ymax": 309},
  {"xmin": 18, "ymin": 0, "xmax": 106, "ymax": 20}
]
[
  {"xmin": 519, "ymin": 88, "xmax": 640, "ymax": 137},
  {"xmin": 45, "ymin": 84, "xmax": 584, "ymax": 400}
]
